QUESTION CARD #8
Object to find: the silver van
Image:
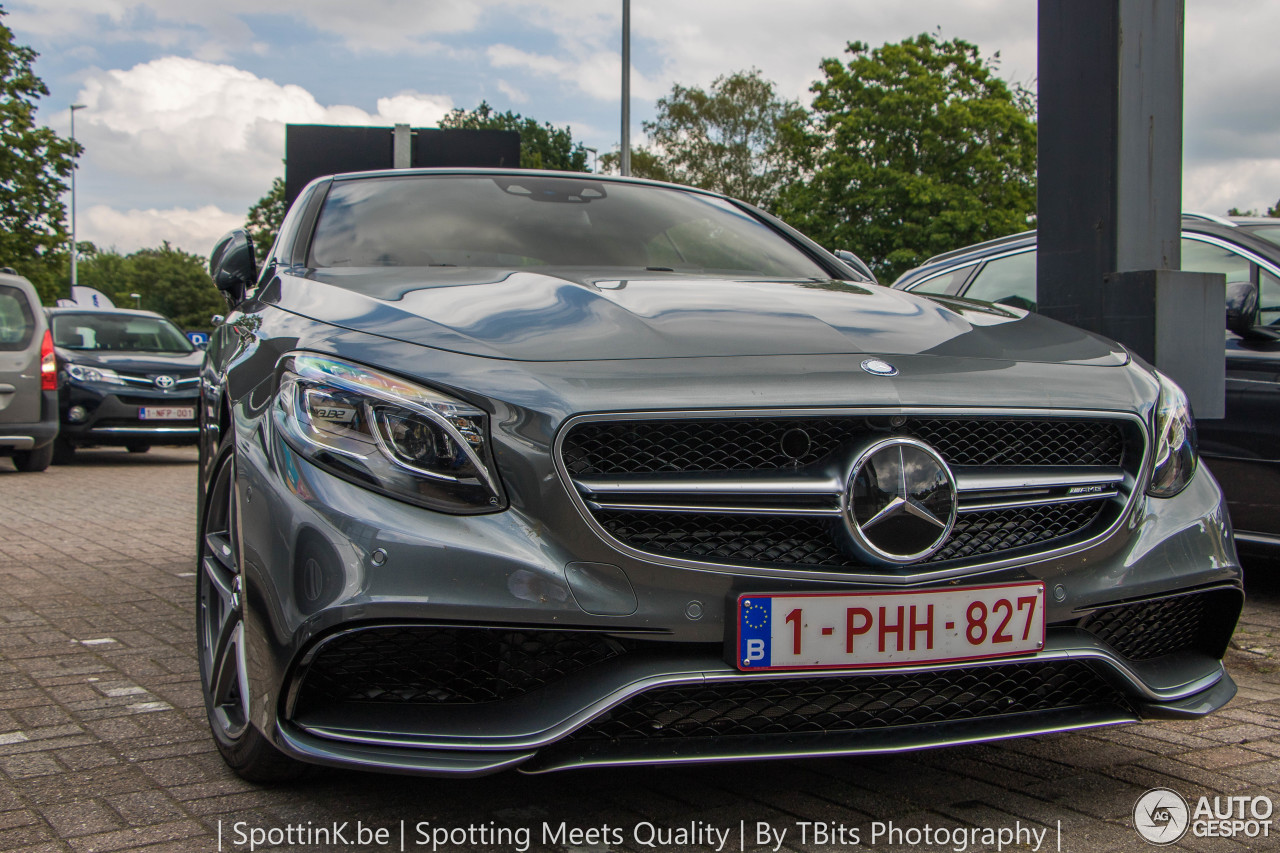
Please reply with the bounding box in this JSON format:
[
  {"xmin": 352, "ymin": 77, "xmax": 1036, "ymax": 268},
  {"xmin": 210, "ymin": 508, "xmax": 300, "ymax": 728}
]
[{"xmin": 0, "ymin": 270, "xmax": 57, "ymax": 471}]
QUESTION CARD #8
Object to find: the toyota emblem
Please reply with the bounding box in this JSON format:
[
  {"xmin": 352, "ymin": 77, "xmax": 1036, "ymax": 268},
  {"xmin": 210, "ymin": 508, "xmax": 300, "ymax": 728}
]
[{"xmin": 154, "ymin": 375, "xmax": 176, "ymax": 390}]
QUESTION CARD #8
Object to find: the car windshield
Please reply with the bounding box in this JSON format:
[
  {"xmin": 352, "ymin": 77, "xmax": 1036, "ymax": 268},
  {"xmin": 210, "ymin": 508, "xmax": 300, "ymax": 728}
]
[
  {"xmin": 52, "ymin": 313, "xmax": 194, "ymax": 353},
  {"xmin": 309, "ymin": 175, "xmax": 832, "ymax": 279}
]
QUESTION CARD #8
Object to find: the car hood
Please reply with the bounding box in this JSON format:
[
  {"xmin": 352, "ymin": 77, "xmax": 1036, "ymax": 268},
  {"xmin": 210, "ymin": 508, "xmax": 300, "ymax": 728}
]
[
  {"xmin": 55, "ymin": 349, "xmax": 204, "ymax": 373},
  {"xmin": 271, "ymin": 267, "xmax": 1127, "ymax": 366}
]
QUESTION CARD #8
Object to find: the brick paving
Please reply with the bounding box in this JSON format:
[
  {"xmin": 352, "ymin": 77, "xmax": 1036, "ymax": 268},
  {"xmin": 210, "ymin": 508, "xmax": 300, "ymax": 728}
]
[{"xmin": 0, "ymin": 447, "xmax": 1278, "ymax": 853}]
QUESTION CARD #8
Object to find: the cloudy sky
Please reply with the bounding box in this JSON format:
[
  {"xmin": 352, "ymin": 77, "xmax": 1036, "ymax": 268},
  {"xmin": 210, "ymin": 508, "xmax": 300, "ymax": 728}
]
[{"xmin": 9, "ymin": 0, "xmax": 1280, "ymax": 258}]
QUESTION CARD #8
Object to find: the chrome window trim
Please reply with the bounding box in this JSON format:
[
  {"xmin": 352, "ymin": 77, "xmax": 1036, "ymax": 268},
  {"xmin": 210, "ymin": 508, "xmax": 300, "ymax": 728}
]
[
  {"xmin": 1182, "ymin": 231, "xmax": 1280, "ymax": 279},
  {"xmin": 902, "ymin": 259, "xmax": 979, "ymax": 293},
  {"xmin": 554, "ymin": 407, "xmax": 1150, "ymax": 585}
]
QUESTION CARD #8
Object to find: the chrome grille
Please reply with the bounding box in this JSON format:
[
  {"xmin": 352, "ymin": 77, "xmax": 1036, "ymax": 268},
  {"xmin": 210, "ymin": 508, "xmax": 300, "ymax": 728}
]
[{"xmin": 561, "ymin": 413, "xmax": 1142, "ymax": 573}]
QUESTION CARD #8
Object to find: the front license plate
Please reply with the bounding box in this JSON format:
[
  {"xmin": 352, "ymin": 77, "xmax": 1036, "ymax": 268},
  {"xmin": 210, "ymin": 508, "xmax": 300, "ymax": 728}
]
[
  {"xmin": 736, "ymin": 582, "xmax": 1045, "ymax": 671},
  {"xmin": 139, "ymin": 406, "xmax": 194, "ymax": 421}
]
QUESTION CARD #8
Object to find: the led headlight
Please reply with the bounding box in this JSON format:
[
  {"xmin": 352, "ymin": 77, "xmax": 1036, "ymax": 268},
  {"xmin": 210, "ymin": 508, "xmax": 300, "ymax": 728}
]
[
  {"xmin": 65, "ymin": 363, "xmax": 126, "ymax": 385},
  {"xmin": 1147, "ymin": 371, "xmax": 1198, "ymax": 498},
  {"xmin": 274, "ymin": 353, "xmax": 504, "ymax": 513}
]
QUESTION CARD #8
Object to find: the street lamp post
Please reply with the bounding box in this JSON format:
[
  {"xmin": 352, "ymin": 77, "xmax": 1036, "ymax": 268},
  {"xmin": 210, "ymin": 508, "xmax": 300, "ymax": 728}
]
[
  {"xmin": 69, "ymin": 103, "xmax": 85, "ymax": 295},
  {"xmin": 620, "ymin": 0, "xmax": 630, "ymax": 176}
]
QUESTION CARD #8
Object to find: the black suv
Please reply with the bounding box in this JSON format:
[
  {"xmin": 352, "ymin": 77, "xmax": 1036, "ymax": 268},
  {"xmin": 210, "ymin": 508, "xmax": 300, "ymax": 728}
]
[
  {"xmin": 892, "ymin": 213, "xmax": 1280, "ymax": 551},
  {"xmin": 49, "ymin": 308, "xmax": 202, "ymax": 461}
]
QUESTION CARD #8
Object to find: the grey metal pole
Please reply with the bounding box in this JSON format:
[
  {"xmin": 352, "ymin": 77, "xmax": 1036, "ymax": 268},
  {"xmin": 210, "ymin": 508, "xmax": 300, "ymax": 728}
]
[
  {"xmin": 621, "ymin": 0, "xmax": 631, "ymax": 176},
  {"xmin": 69, "ymin": 103, "xmax": 85, "ymax": 293}
]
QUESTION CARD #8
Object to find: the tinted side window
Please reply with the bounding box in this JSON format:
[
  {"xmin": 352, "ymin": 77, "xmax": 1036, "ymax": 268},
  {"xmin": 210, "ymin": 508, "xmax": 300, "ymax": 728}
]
[
  {"xmin": 0, "ymin": 285, "xmax": 35, "ymax": 351},
  {"xmin": 963, "ymin": 251, "xmax": 1037, "ymax": 310},
  {"xmin": 1261, "ymin": 269, "xmax": 1280, "ymax": 326},
  {"xmin": 908, "ymin": 264, "xmax": 975, "ymax": 296},
  {"xmin": 1181, "ymin": 237, "xmax": 1251, "ymax": 283}
]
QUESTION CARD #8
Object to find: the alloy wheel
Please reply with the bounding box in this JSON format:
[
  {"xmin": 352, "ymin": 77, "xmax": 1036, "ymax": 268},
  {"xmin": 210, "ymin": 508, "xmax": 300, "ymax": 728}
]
[{"xmin": 197, "ymin": 450, "xmax": 251, "ymax": 740}]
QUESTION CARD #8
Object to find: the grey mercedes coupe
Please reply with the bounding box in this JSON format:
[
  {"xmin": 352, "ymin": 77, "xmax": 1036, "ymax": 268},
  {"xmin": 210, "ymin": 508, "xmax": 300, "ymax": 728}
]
[{"xmin": 199, "ymin": 170, "xmax": 1241, "ymax": 781}]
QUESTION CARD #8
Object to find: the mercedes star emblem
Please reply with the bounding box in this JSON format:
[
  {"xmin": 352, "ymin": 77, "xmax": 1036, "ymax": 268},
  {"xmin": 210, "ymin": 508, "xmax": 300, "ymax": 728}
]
[
  {"xmin": 843, "ymin": 437, "xmax": 957, "ymax": 564},
  {"xmin": 860, "ymin": 358, "xmax": 898, "ymax": 376}
]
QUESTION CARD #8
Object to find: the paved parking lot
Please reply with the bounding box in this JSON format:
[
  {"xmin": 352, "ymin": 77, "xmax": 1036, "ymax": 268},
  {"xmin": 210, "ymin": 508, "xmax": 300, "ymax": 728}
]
[{"xmin": 1, "ymin": 448, "xmax": 1278, "ymax": 853}]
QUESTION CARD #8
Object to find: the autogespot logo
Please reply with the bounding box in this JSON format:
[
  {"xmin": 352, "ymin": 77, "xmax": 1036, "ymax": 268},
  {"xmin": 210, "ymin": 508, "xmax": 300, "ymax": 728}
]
[{"xmin": 1134, "ymin": 788, "xmax": 1190, "ymax": 845}]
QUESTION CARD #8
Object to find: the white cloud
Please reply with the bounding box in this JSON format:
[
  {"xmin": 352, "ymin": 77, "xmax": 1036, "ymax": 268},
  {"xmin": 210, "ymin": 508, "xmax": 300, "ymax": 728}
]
[
  {"xmin": 10, "ymin": 0, "xmax": 485, "ymax": 57},
  {"xmin": 487, "ymin": 43, "xmax": 662, "ymax": 101},
  {"xmin": 70, "ymin": 57, "xmax": 453, "ymax": 208},
  {"xmin": 1184, "ymin": 159, "xmax": 1280, "ymax": 217},
  {"xmin": 81, "ymin": 204, "xmax": 244, "ymax": 256},
  {"xmin": 496, "ymin": 80, "xmax": 529, "ymax": 104}
]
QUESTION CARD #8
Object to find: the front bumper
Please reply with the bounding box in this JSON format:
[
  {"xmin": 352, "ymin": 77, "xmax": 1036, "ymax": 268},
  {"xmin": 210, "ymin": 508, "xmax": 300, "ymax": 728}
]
[
  {"xmin": 60, "ymin": 382, "xmax": 198, "ymax": 445},
  {"xmin": 233, "ymin": 413, "xmax": 1243, "ymax": 777}
]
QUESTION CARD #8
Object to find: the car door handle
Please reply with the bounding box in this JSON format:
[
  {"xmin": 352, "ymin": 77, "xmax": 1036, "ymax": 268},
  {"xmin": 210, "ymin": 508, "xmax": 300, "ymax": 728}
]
[{"xmin": 0, "ymin": 384, "xmax": 14, "ymax": 393}]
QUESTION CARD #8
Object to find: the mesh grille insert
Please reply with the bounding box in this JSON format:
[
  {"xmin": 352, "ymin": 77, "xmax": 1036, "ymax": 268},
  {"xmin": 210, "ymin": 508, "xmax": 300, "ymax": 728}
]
[
  {"xmin": 294, "ymin": 626, "xmax": 633, "ymax": 708},
  {"xmin": 575, "ymin": 662, "xmax": 1127, "ymax": 741},
  {"xmin": 597, "ymin": 499, "xmax": 1107, "ymax": 569},
  {"xmin": 562, "ymin": 417, "xmax": 1126, "ymax": 475},
  {"xmin": 1077, "ymin": 588, "xmax": 1242, "ymax": 661}
]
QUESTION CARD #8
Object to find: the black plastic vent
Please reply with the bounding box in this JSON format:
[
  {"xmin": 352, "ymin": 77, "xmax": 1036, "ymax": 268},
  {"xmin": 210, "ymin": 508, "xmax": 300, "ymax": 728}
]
[
  {"xmin": 294, "ymin": 626, "xmax": 632, "ymax": 709},
  {"xmin": 1077, "ymin": 588, "xmax": 1242, "ymax": 661},
  {"xmin": 575, "ymin": 662, "xmax": 1127, "ymax": 741}
]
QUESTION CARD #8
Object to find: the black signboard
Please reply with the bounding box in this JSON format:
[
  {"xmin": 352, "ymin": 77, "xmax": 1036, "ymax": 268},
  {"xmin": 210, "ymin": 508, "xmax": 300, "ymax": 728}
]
[{"xmin": 284, "ymin": 125, "xmax": 521, "ymax": 204}]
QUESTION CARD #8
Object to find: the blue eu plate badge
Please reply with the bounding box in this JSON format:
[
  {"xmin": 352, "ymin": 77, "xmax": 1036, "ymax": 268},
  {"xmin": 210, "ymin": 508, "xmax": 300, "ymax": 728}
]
[{"xmin": 739, "ymin": 597, "xmax": 771, "ymax": 668}]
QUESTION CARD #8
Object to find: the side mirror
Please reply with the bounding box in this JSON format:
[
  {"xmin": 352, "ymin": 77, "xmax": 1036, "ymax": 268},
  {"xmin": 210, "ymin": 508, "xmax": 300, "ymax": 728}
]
[
  {"xmin": 209, "ymin": 229, "xmax": 257, "ymax": 304},
  {"xmin": 1226, "ymin": 280, "xmax": 1280, "ymax": 341},
  {"xmin": 833, "ymin": 249, "xmax": 877, "ymax": 285},
  {"xmin": 1225, "ymin": 281, "xmax": 1257, "ymax": 337}
]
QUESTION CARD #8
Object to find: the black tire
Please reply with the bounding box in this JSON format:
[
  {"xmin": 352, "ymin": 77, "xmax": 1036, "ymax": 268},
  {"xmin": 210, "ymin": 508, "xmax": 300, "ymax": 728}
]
[
  {"xmin": 196, "ymin": 434, "xmax": 309, "ymax": 783},
  {"xmin": 126, "ymin": 441, "xmax": 151, "ymax": 454},
  {"xmin": 12, "ymin": 442, "xmax": 53, "ymax": 472},
  {"xmin": 51, "ymin": 438, "xmax": 76, "ymax": 465}
]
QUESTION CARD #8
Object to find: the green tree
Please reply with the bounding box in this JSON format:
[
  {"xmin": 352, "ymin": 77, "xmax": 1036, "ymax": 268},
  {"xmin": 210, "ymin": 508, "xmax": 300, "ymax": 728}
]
[
  {"xmin": 72, "ymin": 243, "xmax": 223, "ymax": 330},
  {"xmin": 438, "ymin": 101, "xmax": 589, "ymax": 171},
  {"xmin": 0, "ymin": 6, "xmax": 78, "ymax": 299},
  {"xmin": 776, "ymin": 34, "xmax": 1038, "ymax": 281},
  {"xmin": 640, "ymin": 69, "xmax": 806, "ymax": 206},
  {"xmin": 246, "ymin": 175, "xmax": 286, "ymax": 262},
  {"xmin": 597, "ymin": 147, "xmax": 672, "ymax": 182}
]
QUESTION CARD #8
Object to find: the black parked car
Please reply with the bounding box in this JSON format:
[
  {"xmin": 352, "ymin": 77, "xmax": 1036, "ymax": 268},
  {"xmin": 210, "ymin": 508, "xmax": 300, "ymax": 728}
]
[
  {"xmin": 892, "ymin": 214, "xmax": 1280, "ymax": 551},
  {"xmin": 197, "ymin": 170, "xmax": 1240, "ymax": 782},
  {"xmin": 49, "ymin": 308, "xmax": 202, "ymax": 462}
]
